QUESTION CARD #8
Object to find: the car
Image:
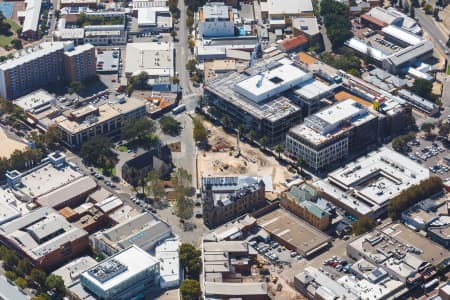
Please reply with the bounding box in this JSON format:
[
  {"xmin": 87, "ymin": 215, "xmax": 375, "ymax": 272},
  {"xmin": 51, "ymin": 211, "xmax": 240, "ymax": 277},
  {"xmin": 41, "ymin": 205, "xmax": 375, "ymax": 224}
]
[
  {"xmin": 290, "ymin": 251, "xmax": 298, "ymax": 258},
  {"xmin": 336, "ymin": 264, "xmax": 343, "ymax": 272}
]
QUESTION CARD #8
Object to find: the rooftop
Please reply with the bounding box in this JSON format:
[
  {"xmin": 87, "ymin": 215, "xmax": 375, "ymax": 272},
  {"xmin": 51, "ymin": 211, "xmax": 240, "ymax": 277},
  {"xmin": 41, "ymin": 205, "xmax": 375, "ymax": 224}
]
[
  {"xmin": 0, "ymin": 189, "xmax": 22, "ymax": 225},
  {"xmin": 205, "ymin": 282, "xmax": 268, "ymax": 297},
  {"xmin": 14, "ymin": 90, "xmax": 55, "ymax": 113},
  {"xmin": 257, "ymin": 208, "xmax": 330, "ymax": 256},
  {"xmin": 265, "ymin": 0, "xmax": 313, "ymax": 15},
  {"xmin": 279, "ymin": 34, "xmax": 309, "ymax": 52},
  {"xmin": 64, "ymin": 43, "xmax": 94, "ymax": 57},
  {"xmin": 81, "ymin": 245, "xmax": 159, "ymax": 291},
  {"xmin": 292, "ymin": 17, "xmax": 320, "ymax": 36},
  {"xmin": 125, "ymin": 42, "xmax": 173, "ymax": 77},
  {"xmin": 53, "ymin": 256, "xmax": 98, "ymax": 287},
  {"xmin": 201, "ymin": 3, "xmax": 230, "ymax": 20}
]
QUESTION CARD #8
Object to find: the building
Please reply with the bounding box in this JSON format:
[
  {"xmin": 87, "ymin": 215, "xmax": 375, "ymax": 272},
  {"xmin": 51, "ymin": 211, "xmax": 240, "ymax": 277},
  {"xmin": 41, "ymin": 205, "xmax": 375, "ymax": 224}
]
[
  {"xmin": 202, "ymin": 240, "xmax": 269, "ymax": 299},
  {"xmin": 54, "ymin": 97, "xmax": 146, "ymax": 148},
  {"xmin": 0, "ymin": 206, "xmax": 89, "ymax": 271},
  {"xmin": 60, "ymin": 0, "xmax": 98, "ymax": 8},
  {"xmin": 292, "ymin": 17, "xmax": 321, "ymax": 43},
  {"xmin": 257, "ymin": 208, "xmax": 331, "ymax": 257},
  {"xmin": 196, "ymin": 36, "xmax": 259, "ymax": 62},
  {"xmin": 314, "ymin": 147, "xmax": 430, "ymax": 218},
  {"xmin": 204, "ymin": 57, "xmax": 305, "ymax": 145},
  {"xmin": 201, "ymin": 176, "xmax": 266, "ymax": 228},
  {"xmin": 80, "ymin": 245, "xmax": 160, "ymax": 300},
  {"xmin": 18, "ymin": 0, "xmax": 42, "ymax": 39},
  {"xmin": 121, "ymin": 146, "xmax": 173, "ymax": 185},
  {"xmin": 13, "ymin": 89, "xmax": 56, "ymax": 116},
  {"xmin": 280, "ymin": 184, "xmax": 331, "ymax": 230},
  {"xmin": 198, "ymin": 2, "xmax": 234, "ymax": 38},
  {"xmin": 54, "ymin": 256, "xmax": 98, "ymax": 288},
  {"xmin": 83, "ymin": 12, "xmax": 127, "ymax": 45},
  {"xmin": 397, "ymin": 89, "xmax": 439, "ymax": 116},
  {"xmin": 278, "ymin": 34, "xmax": 309, "ymax": 53},
  {"xmin": 0, "ymin": 189, "xmax": 23, "ymax": 225},
  {"xmin": 155, "ymin": 239, "xmax": 180, "ymax": 288},
  {"xmin": 401, "ymin": 199, "xmax": 443, "ymax": 231},
  {"xmin": 0, "ymin": 42, "xmax": 97, "ymax": 100},
  {"xmin": 363, "ymin": 7, "xmax": 422, "ymax": 34},
  {"xmin": 64, "ymin": 43, "xmax": 96, "ymax": 83},
  {"xmin": 132, "ymin": 0, "xmax": 166, "ymax": 10},
  {"xmin": 92, "ymin": 211, "xmax": 172, "ymax": 255},
  {"xmin": 137, "ymin": 6, "xmax": 172, "ymax": 33},
  {"xmin": 260, "ymin": 0, "xmax": 314, "ymax": 29},
  {"xmin": 286, "ymin": 99, "xmax": 378, "ymax": 172},
  {"xmin": 427, "ymin": 216, "xmax": 450, "ymax": 248},
  {"xmin": 5, "ymin": 151, "xmax": 97, "ymax": 209}
]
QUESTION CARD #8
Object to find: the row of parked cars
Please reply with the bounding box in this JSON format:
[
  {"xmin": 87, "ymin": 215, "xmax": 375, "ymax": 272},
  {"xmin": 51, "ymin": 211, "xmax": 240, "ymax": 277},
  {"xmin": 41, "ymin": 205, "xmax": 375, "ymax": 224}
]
[
  {"xmin": 249, "ymin": 240, "xmax": 303, "ymax": 263},
  {"xmin": 322, "ymin": 256, "xmax": 351, "ymax": 273}
]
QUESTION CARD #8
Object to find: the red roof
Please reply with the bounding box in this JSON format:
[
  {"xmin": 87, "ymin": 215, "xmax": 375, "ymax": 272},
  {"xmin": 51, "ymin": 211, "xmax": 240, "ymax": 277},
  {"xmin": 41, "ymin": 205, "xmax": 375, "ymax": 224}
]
[
  {"xmin": 279, "ymin": 35, "xmax": 309, "ymax": 51},
  {"xmin": 361, "ymin": 14, "xmax": 388, "ymax": 28}
]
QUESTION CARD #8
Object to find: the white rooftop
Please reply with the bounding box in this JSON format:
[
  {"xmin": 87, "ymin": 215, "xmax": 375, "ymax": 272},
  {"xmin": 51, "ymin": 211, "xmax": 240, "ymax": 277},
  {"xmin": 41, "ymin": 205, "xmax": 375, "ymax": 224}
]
[
  {"xmin": 125, "ymin": 42, "xmax": 173, "ymax": 77},
  {"xmin": 203, "ymin": 3, "xmax": 229, "ymax": 19},
  {"xmin": 314, "ymin": 99, "xmax": 365, "ymax": 127},
  {"xmin": 21, "ymin": 0, "xmax": 42, "ymax": 33},
  {"xmin": 14, "ymin": 90, "xmax": 55, "ymax": 112},
  {"xmin": 137, "ymin": 6, "xmax": 170, "ymax": 27},
  {"xmin": 155, "ymin": 239, "xmax": 180, "ymax": 288},
  {"xmin": 81, "ymin": 245, "xmax": 159, "ymax": 291},
  {"xmin": 64, "ymin": 43, "xmax": 94, "ymax": 57},
  {"xmin": 266, "ymin": 0, "xmax": 313, "ymax": 15},
  {"xmin": 54, "ymin": 256, "xmax": 98, "ymax": 287},
  {"xmin": 382, "ymin": 25, "xmax": 423, "ymax": 46},
  {"xmin": 0, "ymin": 190, "xmax": 22, "ymax": 225},
  {"xmin": 234, "ymin": 61, "xmax": 311, "ymax": 103}
]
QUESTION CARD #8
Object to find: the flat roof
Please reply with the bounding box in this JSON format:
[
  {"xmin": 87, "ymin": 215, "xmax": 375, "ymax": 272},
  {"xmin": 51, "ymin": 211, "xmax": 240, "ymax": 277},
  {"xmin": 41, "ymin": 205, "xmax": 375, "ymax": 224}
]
[
  {"xmin": 65, "ymin": 43, "xmax": 94, "ymax": 57},
  {"xmin": 17, "ymin": 162, "xmax": 84, "ymax": 199},
  {"xmin": 292, "ymin": 17, "xmax": 320, "ymax": 36},
  {"xmin": 55, "ymin": 28, "xmax": 85, "ymax": 39},
  {"xmin": 21, "ymin": 0, "xmax": 42, "ymax": 33},
  {"xmin": 205, "ymin": 282, "xmax": 268, "ymax": 297},
  {"xmin": 14, "ymin": 90, "xmax": 55, "ymax": 112},
  {"xmin": 125, "ymin": 42, "xmax": 173, "ymax": 77},
  {"xmin": 382, "ymin": 25, "xmax": 422, "ymax": 46},
  {"xmin": 314, "ymin": 99, "xmax": 365, "ymax": 127},
  {"xmin": 137, "ymin": 6, "xmax": 171, "ymax": 27},
  {"xmin": 81, "ymin": 245, "xmax": 159, "ymax": 291},
  {"xmin": 54, "ymin": 256, "xmax": 98, "ymax": 287},
  {"xmin": 202, "ymin": 3, "xmax": 230, "ymax": 20},
  {"xmin": 257, "ymin": 208, "xmax": 330, "ymax": 256},
  {"xmin": 266, "ymin": 0, "xmax": 313, "ymax": 15},
  {"xmin": 0, "ymin": 190, "xmax": 22, "ymax": 225}
]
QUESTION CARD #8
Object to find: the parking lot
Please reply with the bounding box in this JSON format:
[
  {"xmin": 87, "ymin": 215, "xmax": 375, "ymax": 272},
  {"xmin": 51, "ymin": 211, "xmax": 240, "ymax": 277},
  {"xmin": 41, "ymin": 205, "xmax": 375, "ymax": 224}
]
[
  {"xmin": 250, "ymin": 240, "xmax": 303, "ymax": 266},
  {"xmin": 402, "ymin": 134, "xmax": 450, "ymax": 179}
]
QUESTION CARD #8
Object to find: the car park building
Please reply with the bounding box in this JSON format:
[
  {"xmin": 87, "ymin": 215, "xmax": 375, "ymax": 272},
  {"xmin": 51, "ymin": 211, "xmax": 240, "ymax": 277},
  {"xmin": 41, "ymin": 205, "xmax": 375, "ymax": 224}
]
[
  {"xmin": 54, "ymin": 97, "xmax": 146, "ymax": 148},
  {"xmin": 204, "ymin": 57, "xmax": 307, "ymax": 145},
  {"xmin": 80, "ymin": 245, "xmax": 160, "ymax": 300},
  {"xmin": 201, "ymin": 176, "xmax": 266, "ymax": 228},
  {"xmin": 91, "ymin": 211, "xmax": 172, "ymax": 256},
  {"xmin": 313, "ymin": 147, "xmax": 430, "ymax": 218},
  {"xmin": 285, "ymin": 99, "xmax": 378, "ymax": 172}
]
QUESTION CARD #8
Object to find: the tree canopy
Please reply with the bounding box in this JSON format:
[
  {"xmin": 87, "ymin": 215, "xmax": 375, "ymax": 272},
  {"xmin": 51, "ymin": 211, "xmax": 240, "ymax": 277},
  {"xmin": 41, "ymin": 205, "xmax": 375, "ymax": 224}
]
[
  {"xmin": 180, "ymin": 279, "xmax": 201, "ymax": 300},
  {"xmin": 352, "ymin": 216, "xmax": 376, "ymax": 235},
  {"xmin": 193, "ymin": 117, "xmax": 208, "ymax": 143},
  {"xmin": 121, "ymin": 117, "xmax": 156, "ymax": 144},
  {"xmin": 79, "ymin": 135, "xmax": 117, "ymax": 169},
  {"xmin": 180, "ymin": 243, "xmax": 202, "ymax": 280},
  {"xmin": 160, "ymin": 116, "xmax": 182, "ymax": 136},
  {"xmin": 412, "ymin": 78, "xmax": 439, "ymax": 102},
  {"xmin": 320, "ymin": 0, "xmax": 352, "ymax": 49}
]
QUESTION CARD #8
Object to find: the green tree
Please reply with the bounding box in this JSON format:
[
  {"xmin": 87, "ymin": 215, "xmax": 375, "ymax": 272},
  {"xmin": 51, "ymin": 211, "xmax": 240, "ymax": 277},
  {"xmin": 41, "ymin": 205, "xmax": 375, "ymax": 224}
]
[
  {"xmin": 29, "ymin": 269, "xmax": 47, "ymax": 287},
  {"xmin": 193, "ymin": 117, "xmax": 208, "ymax": 143},
  {"xmin": 296, "ymin": 157, "xmax": 304, "ymax": 174},
  {"xmin": 180, "ymin": 279, "xmax": 201, "ymax": 300},
  {"xmin": 410, "ymin": 5, "xmax": 415, "ymax": 18},
  {"xmin": 185, "ymin": 59, "xmax": 197, "ymax": 73},
  {"xmin": 248, "ymin": 130, "xmax": 256, "ymax": 141},
  {"xmin": 424, "ymin": 3, "xmax": 433, "ymax": 14},
  {"xmin": 421, "ymin": 122, "xmax": 435, "ymax": 133},
  {"xmin": 5, "ymin": 271, "xmax": 17, "ymax": 281},
  {"xmin": 160, "ymin": 116, "xmax": 182, "ymax": 136},
  {"xmin": 68, "ymin": 81, "xmax": 85, "ymax": 94},
  {"xmin": 145, "ymin": 169, "xmax": 166, "ymax": 201},
  {"xmin": 186, "ymin": 15, "xmax": 194, "ymax": 28},
  {"xmin": 320, "ymin": 0, "xmax": 352, "ymax": 49},
  {"xmin": 79, "ymin": 136, "xmax": 117, "ymax": 168},
  {"xmin": 3, "ymin": 250, "xmax": 18, "ymax": 271},
  {"xmin": 127, "ymin": 167, "xmax": 140, "ymax": 191},
  {"xmin": 220, "ymin": 115, "xmax": 232, "ymax": 128},
  {"xmin": 259, "ymin": 136, "xmax": 269, "ymax": 149},
  {"xmin": 438, "ymin": 122, "xmax": 450, "ymax": 137},
  {"xmin": 31, "ymin": 294, "xmax": 50, "ymax": 300},
  {"xmin": 274, "ymin": 144, "xmax": 283, "ymax": 159},
  {"xmin": 43, "ymin": 126, "xmax": 62, "ymax": 150},
  {"xmin": 447, "ymin": 38, "xmax": 450, "ymax": 48},
  {"xmin": 17, "ymin": 258, "xmax": 32, "ymax": 277},
  {"xmin": 180, "ymin": 244, "xmax": 202, "ymax": 279},
  {"xmin": 412, "ymin": 78, "xmax": 433, "ymax": 98},
  {"xmin": 12, "ymin": 39, "xmax": 22, "ymax": 50},
  {"xmin": 45, "ymin": 274, "xmax": 65, "ymax": 294},
  {"xmin": 352, "ymin": 216, "xmax": 376, "ymax": 235},
  {"xmin": 121, "ymin": 117, "xmax": 155, "ymax": 143},
  {"xmin": 170, "ymin": 30, "xmax": 177, "ymax": 39},
  {"xmin": 15, "ymin": 277, "xmax": 27, "ymax": 289},
  {"xmin": 128, "ymin": 72, "xmax": 148, "ymax": 90}
]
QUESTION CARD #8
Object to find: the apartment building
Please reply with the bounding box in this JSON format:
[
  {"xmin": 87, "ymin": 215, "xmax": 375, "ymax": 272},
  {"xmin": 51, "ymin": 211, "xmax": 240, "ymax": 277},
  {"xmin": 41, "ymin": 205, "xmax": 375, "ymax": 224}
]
[
  {"xmin": 0, "ymin": 42, "xmax": 96, "ymax": 100},
  {"xmin": 64, "ymin": 43, "xmax": 96, "ymax": 83},
  {"xmin": 201, "ymin": 176, "xmax": 266, "ymax": 228},
  {"xmin": 54, "ymin": 97, "xmax": 146, "ymax": 148}
]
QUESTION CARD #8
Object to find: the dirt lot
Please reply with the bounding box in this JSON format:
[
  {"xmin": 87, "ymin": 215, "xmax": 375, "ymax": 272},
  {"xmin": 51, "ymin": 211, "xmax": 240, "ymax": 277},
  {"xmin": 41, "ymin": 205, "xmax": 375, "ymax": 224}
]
[
  {"xmin": 0, "ymin": 127, "xmax": 27, "ymax": 159},
  {"xmin": 197, "ymin": 121, "xmax": 294, "ymax": 192}
]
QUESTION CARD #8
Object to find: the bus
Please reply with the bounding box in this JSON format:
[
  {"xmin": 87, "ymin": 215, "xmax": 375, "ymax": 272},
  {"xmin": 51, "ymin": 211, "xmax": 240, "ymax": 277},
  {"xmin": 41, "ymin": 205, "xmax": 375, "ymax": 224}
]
[{"xmin": 172, "ymin": 104, "xmax": 186, "ymax": 114}]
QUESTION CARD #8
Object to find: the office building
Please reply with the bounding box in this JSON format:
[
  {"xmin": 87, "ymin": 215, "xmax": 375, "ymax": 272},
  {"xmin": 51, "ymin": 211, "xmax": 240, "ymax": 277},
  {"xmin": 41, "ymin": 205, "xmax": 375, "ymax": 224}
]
[
  {"xmin": 0, "ymin": 42, "xmax": 96, "ymax": 99},
  {"xmin": 280, "ymin": 184, "xmax": 331, "ymax": 230},
  {"xmin": 80, "ymin": 245, "xmax": 160, "ymax": 300},
  {"xmin": 204, "ymin": 57, "xmax": 305, "ymax": 145},
  {"xmin": 122, "ymin": 146, "xmax": 172, "ymax": 185},
  {"xmin": 201, "ymin": 176, "xmax": 266, "ymax": 228},
  {"xmin": 0, "ymin": 206, "xmax": 89, "ymax": 271},
  {"xmin": 54, "ymin": 97, "xmax": 146, "ymax": 148},
  {"xmin": 198, "ymin": 2, "xmax": 234, "ymax": 38},
  {"xmin": 286, "ymin": 99, "xmax": 378, "ymax": 172},
  {"xmin": 314, "ymin": 147, "xmax": 430, "ymax": 218},
  {"xmin": 92, "ymin": 211, "xmax": 172, "ymax": 255},
  {"xmin": 54, "ymin": 256, "xmax": 98, "ymax": 288},
  {"xmin": 64, "ymin": 43, "xmax": 96, "ymax": 83}
]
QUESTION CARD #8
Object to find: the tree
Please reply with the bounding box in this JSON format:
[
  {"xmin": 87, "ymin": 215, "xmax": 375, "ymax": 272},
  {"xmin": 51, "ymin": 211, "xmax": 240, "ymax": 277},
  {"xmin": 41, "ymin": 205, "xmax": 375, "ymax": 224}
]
[
  {"xmin": 193, "ymin": 117, "xmax": 208, "ymax": 143},
  {"xmin": 79, "ymin": 136, "xmax": 117, "ymax": 168},
  {"xmin": 248, "ymin": 130, "xmax": 256, "ymax": 141},
  {"xmin": 274, "ymin": 144, "xmax": 283, "ymax": 159},
  {"xmin": 320, "ymin": 0, "xmax": 352, "ymax": 49},
  {"xmin": 296, "ymin": 157, "xmax": 304, "ymax": 174},
  {"xmin": 17, "ymin": 258, "xmax": 32, "ymax": 277},
  {"xmin": 29, "ymin": 269, "xmax": 47, "ymax": 287},
  {"xmin": 121, "ymin": 117, "xmax": 156, "ymax": 143},
  {"xmin": 186, "ymin": 15, "xmax": 194, "ymax": 28},
  {"xmin": 352, "ymin": 216, "xmax": 376, "ymax": 235},
  {"xmin": 438, "ymin": 122, "xmax": 450, "ymax": 137},
  {"xmin": 127, "ymin": 167, "xmax": 140, "ymax": 191},
  {"xmin": 12, "ymin": 39, "xmax": 22, "ymax": 50},
  {"xmin": 171, "ymin": 30, "xmax": 177, "ymax": 39},
  {"xmin": 421, "ymin": 122, "xmax": 435, "ymax": 133},
  {"xmin": 391, "ymin": 132, "xmax": 416, "ymax": 152},
  {"xmin": 180, "ymin": 243, "xmax": 202, "ymax": 279},
  {"xmin": 424, "ymin": 3, "xmax": 433, "ymax": 14},
  {"xmin": 145, "ymin": 169, "xmax": 166, "ymax": 201},
  {"xmin": 3, "ymin": 250, "xmax": 18, "ymax": 270},
  {"xmin": 259, "ymin": 136, "xmax": 269, "ymax": 149},
  {"xmin": 31, "ymin": 294, "xmax": 50, "ymax": 300},
  {"xmin": 15, "ymin": 277, "xmax": 27, "ymax": 289},
  {"xmin": 220, "ymin": 115, "xmax": 232, "ymax": 128},
  {"xmin": 185, "ymin": 59, "xmax": 197, "ymax": 73},
  {"xmin": 180, "ymin": 279, "xmax": 201, "ymax": 300},
  {"xmin": 128, "ymin": 72, "xmax": 148, "ymax": 90},
  {"xmin": 160, "ymin": 116, "xmax": 182, "ymax": 136},
  {"xmin": 45, "ymin": 274, "xmax": 65, "ymax": 294},
  {"xmin": 412, "ymin": 78, "xmax": 433, "ymax": 99},
  {"xmin": 447, "ymin": 38, "xmax": 450, "ymax": 48},
  {"xmin": 43, "ymin": 126, "xmax": 61, "ymax": 150},
  {"xmin": 68, "ymin": 81, "xmax": 85, "ymax": 94},
  {"xmin": 172, "ymin": 168, "xmax": 193, "ymax": 219}
]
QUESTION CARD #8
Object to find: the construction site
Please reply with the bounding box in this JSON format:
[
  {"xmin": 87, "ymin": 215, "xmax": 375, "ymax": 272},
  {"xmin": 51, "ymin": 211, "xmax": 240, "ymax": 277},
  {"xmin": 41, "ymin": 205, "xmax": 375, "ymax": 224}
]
[{"xmin": 197, "ymin": 120, "xmax": 294, "ymax": 193}]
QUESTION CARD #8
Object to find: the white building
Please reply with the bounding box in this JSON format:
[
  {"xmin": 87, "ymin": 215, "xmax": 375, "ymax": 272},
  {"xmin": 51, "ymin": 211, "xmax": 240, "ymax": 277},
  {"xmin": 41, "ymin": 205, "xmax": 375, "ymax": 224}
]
[
  {"xmin": 14, "ymin": 90, "xmax": 56, "ymax": 114},
  {"xmin": 260, "ymin": 0, "xmax": 314, "ymax": 29},
  {"xmin": 18, "ymin": 0, "xmax": 42, "ymax": 39},
  {"xmin": 198, "ymin": 2, "xmax": 234, "ymax": 38},
  {"xmin": 313, "ymin": 147, "xmax": 430, "ymax": 217},
  {"xmin": 137, "ymin": 7, "xmax": 172, "ymax": 33},
  {"xmin": 155, "ymin": 239, "xmax": 180, "ymax": 288},
  {"xmin": 366, "ymin": 7, "xmax": 422, "ymax": 34}
]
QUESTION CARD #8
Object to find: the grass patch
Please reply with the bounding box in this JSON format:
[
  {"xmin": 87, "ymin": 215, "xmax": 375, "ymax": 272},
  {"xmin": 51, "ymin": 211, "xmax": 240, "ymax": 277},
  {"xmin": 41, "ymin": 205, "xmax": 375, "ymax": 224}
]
[
  {"xmin": 447, "ymin": 65, "xmax": 450, "ymax": 75},
  {"xmin": 117, "ymin": 145, "xmax": 128, "ymax": 152},
  {"xmin": 0, "ymin": 20, "xmax": 21, "ymax": 48}
]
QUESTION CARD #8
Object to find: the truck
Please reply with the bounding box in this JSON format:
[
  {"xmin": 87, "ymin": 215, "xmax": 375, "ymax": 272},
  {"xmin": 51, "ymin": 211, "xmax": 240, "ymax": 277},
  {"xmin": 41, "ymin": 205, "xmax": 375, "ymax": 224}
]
[{"xmin": 172, "ymin": 104, "xmax": 186, "ymax": 114}]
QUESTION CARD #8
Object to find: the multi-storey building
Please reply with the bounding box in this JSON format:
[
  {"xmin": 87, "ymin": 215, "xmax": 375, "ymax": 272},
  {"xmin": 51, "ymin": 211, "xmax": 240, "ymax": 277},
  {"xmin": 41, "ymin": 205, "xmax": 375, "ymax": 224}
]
[
  {"xmin": 286, "ymin": 99, "xmax": 378, "ymax": 172},
  {"xmin": 198, "ymin": 2, "xmax": 234, "ymax": 38},
  {"xmin": 64, "ymin": 43, "xmax": 96, "ymax": 83},
  {"xmin": 201, "ymin": 176, "xmax": 266, "ymax": 228},
  {"xmin": 0, "ymin": 42, "xmax": 96, "ymax": 100},
  {"xmin": 54, "ymin": 97, "xmax": 146, "ymax": 148}
]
